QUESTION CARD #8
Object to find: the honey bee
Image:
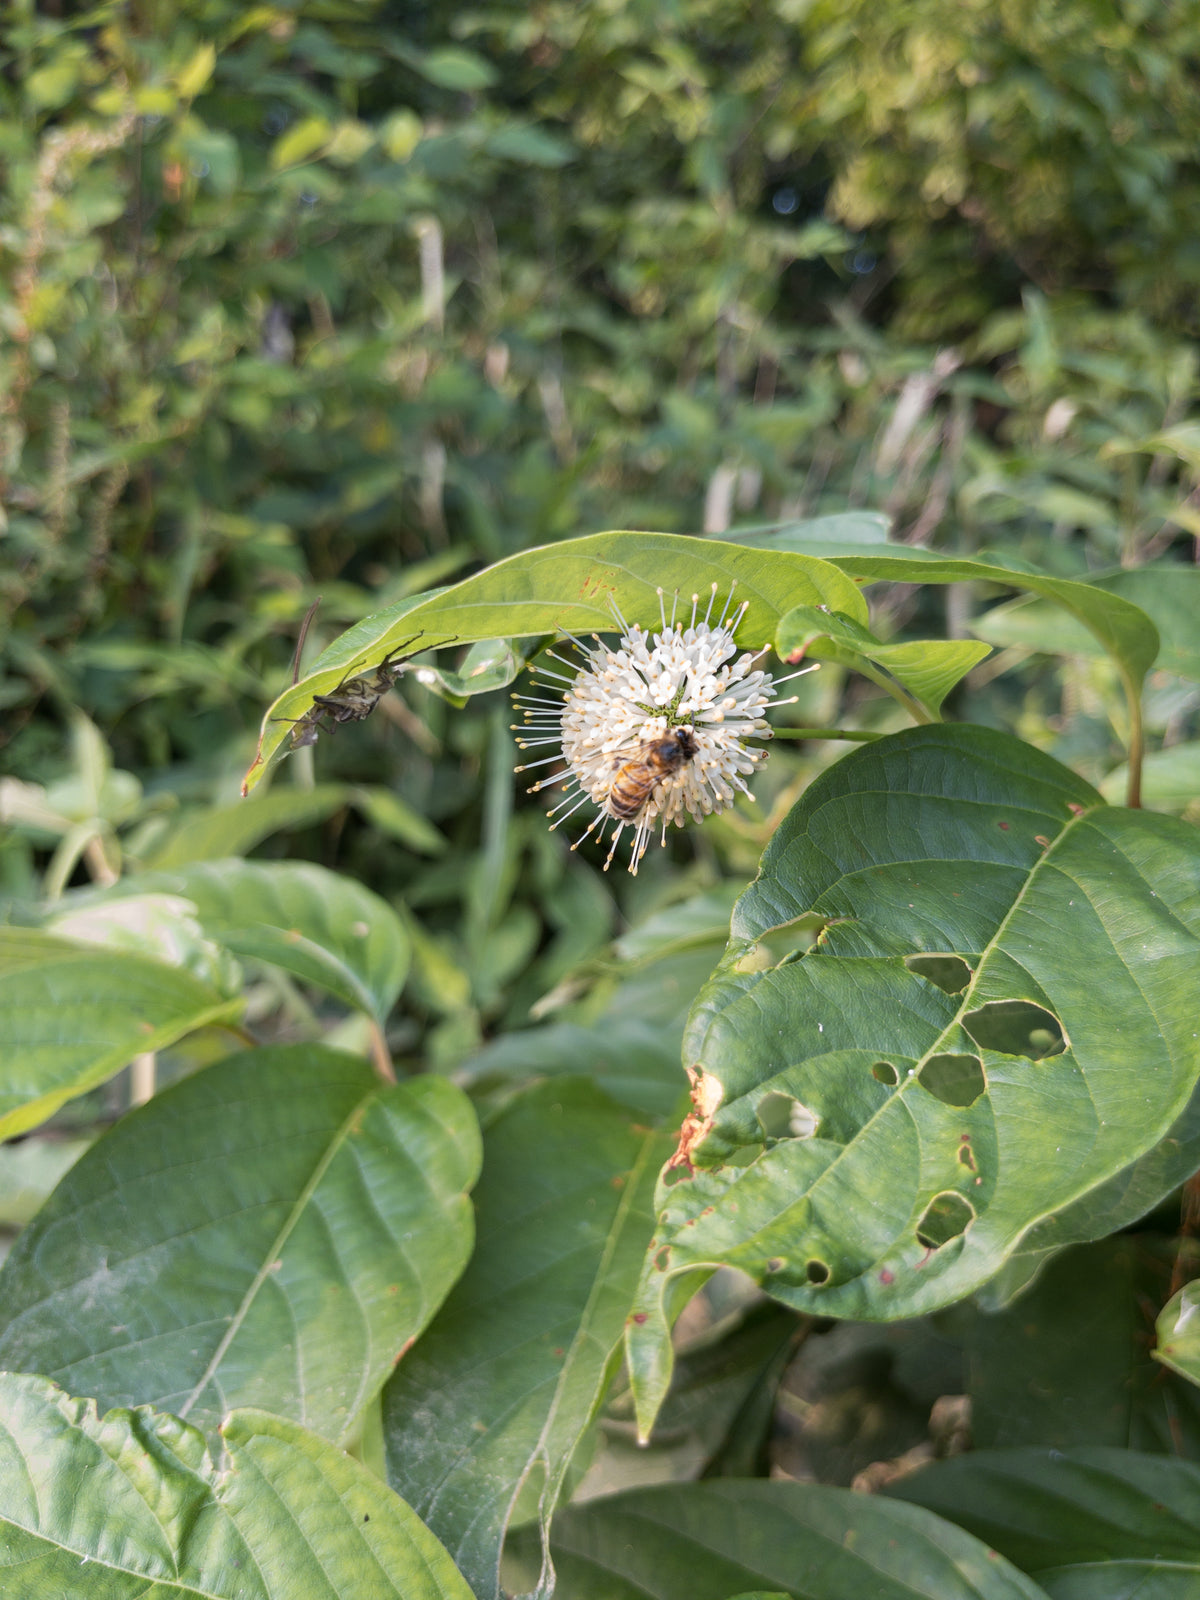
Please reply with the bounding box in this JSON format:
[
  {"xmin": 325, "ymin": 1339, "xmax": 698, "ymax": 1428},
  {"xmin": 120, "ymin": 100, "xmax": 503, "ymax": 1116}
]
[{"xmin": 606, "ymin": 728, "xmax": 698, "ymax": 820}]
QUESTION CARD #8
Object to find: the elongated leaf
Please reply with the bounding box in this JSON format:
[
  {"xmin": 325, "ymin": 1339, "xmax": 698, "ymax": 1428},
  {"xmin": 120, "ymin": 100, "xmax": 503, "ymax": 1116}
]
[
  {"xmin": 0, "ymin": 1045, "xmax": 480, "ymax": 1446},
  {"xmin": 825, "ymin": 549, "xmax": 1160, "ymax": 696},
  {"xmin": 383, "ymin": 1079, "xmax": 675, "ymax": 1600},
  {"xmin": 973, "ymin": 566, "xmax": 1200, "ymax": 682},
  {"xmin": 0, "ymin": 1373, "xmax": 473, "ymax": 1599},
  {"xmin": 505, "ymin": 1481, "xmax": 1050, "ymax": 1599},
  {"xmin": 626, "ymin": 726, "xmax": 1200, "ymax": 1436},
  {"xmin": 0, "ymin": 928, "xmax": 242, "ymax": 1139},
  {"xmin": 890, "ymin": 1447, "xmax": 1200, "ymax": 1599},
  {"xmin": 110, "ymin": 859, "xmax": 409, "ymax": 1023},
  {"xmin": 144, "ymin": 784, "xmax": 351, "ymax": 868},
  {"xmin": 245, "ymin": 532, "xmax": 866, "ymax": 792},
  {"xmin": 776, "ymin": 603, "xmax": 989, "ymax": 716}
]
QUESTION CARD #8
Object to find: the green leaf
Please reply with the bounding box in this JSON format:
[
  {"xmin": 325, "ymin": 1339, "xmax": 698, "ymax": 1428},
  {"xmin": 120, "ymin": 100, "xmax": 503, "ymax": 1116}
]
[
  {"xmin": 351, "ymin": 786, "xmax": 447, "ymax": 855},
  {"xmin": 244, "ymin": 532, "xmax": 866, "ymax": 792},
  {"xmin": 625, "ymin": 725, "xmax": 1200, "ymax": 1436},
  {"xmin": 1155, "ymin": 1279, "xmax": 1200, "ymax": 1390},
  {"xmin": 971, "ymin": 565, "xmax": 1200, "ymax": 681},
  {"xmin": 143, "ymin": 785, "xmax": 351, "ymax": 868},
  {"xmin": 729, "ymin": 511, "xmax": 893, "ymax": 556},
  {"xmin": 1100, "ymin": 740, "xmax": 1200, "ymax": 811},
  {"xmin": 458, "ymin": 948, "xmax": 719, "ymax": 1119},
  {"xmin": 889, "ymin": 1447, "xmax": 1200, "ymax": 1599},
  {"xmin": 0, "ymin": 1046, "xmax": 480, "ymax": 1446},
  {"xmin": 383, "ymin": 1079, "xmax": 674, "ymax": 1600},
  {"xmin": 0, "ymin": 928, "xmax": 241, "ymax": 1139},
  {"xmin": 775, "ymin": 604, "xmax": 989, "ymax": 717},
  {"xmin": 505, "ymin": 1481, "xmax": 1050, "ymax": 1599},
  {"xmin": 111, "ymin": 860, "xmax": 409, "ymax": 1024},
  {"xmin": 827, "ymin": 549, "xmax": 1160, "ymax": 698},
  {"xmin": 0, "ymin": 1373, "xmax": 474, "ymax": 1598},
  {"xmin": 270, "ymin": 114, "xmax": 332, "ymax": 169},
  {"xmin": 965, "ymin": 1237, "xmax": 1200, "ymax": 1453}
]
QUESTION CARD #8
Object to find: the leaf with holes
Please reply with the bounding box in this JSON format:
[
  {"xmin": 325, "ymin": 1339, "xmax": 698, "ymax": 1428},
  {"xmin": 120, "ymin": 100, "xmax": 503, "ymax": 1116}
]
[
  {"xmin": 0, "ymin": 1045, "xmax": 480, "ymax": 1447},
  {"xmin": 625, "ymin": 725, "xmax": 1200, "ymax": 1436},
  {"xmin": 0, "ymin": 1373, "xmax": 474, "ymax": 1599},
  {"xmin": 382, "ymin": 1079, "xmax": 675, "ymax": 1600},
  {"xmin": 243, "ymin": 532, "xmax": 866, "ymax": 792}
]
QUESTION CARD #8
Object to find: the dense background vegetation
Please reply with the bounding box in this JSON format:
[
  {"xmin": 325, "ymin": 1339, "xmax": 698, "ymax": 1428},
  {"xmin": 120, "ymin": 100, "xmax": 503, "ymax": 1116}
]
[{"xmin": 2, "ymin": 2, "xmax": 1200, "ymax": 1597}]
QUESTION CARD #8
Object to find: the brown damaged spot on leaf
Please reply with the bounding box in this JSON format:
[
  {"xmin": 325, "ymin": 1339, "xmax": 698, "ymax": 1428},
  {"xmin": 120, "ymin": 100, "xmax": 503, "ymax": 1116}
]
[{"xmin": 666, "ymin": 1065, "xmax": 724, "ymax": 1173}]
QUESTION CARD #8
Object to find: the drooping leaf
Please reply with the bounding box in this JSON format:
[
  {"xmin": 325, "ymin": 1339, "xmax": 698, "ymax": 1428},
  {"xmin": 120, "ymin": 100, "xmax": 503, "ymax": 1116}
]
[
  {"xmin": 824, "ymin": 548, "xmax": 1161, "ymax": 698},
  {"xmin": 0, "ymin": 1046, "xmax": 480, "ymax": 1446},
  {"xmin": 970, "ymin": 565, "xmax": 1200, "ymax": 681},
  {"xmin": 775, "ymin": 603, "xmax": 990, "ymax": 717},
  {"xmin": 383, "ymin": 1078, "xmax": 674, "ymax": 1600},
  {"xmin": 105, "ymin": 859, "xmax": 410, "ymax": 1024},
  {"xmin": 890, "ymin": 1447, "xmax": 1200, "ymax": 1599},
  {"xmin": 625, "ymin": 725, "xmax": 1200, "ymax": 1436},
  {"xmin": 244, "ymin": 532, "xmax": 866, "ymax": 792},
  {"xmin": 0, "ymin": 928, "xmax": 242, "ymax": 1139},
  {"xmin": 0, "ymin": 1373, "xmax": 474, "ymax": 1599},
  {"xmin": 504, "ymin": 1480, "xmax": 1049, "ymax": 1600}
]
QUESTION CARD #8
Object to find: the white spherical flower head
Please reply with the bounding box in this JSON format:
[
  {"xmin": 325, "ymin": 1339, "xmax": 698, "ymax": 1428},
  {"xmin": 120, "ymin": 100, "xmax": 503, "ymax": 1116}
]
[{"xmin": 513, "ymin": 584, "xmax": 816, "ymax": 873}]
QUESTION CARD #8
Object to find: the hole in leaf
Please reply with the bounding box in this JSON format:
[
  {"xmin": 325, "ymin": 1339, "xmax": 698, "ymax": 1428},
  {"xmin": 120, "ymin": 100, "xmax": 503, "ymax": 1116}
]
[
  {"xmin": 905, "ymin": 954, "xmax": 972, "ymax": 994},
  {"xmin": 917, "ymin": 1054, "xmax": 986, "ymax": 1108},
  {"xmin": 871, "ymin": 1060, "xmax": 900, "ymax": 1086},
  {"xmin": 731, "ymin": 915, "xmax": 825, "ymax": 972},
  {"xmin": 756, "ymin": 1092, "xmax": 819, "ymax": 1140},
  {"xmin": 916, "ymin": 1191, "xmax": 976, "ymax": 1249},
  {"xmin": 805, "ymin": 1259, "xmax": 830, "ymax": 1285},
  {"xmin": 962, "ymin": 999, "xmax": 1065, "ymax": 1059}
]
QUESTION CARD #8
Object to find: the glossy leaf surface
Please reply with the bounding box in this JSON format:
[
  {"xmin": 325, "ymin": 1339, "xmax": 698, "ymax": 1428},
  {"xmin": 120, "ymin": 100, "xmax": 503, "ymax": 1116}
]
[
  {"xmin": 0, "ymin": 1373, "xmax": 473, "ymax": 1599},
  {"xmin": 0, "ymin": 928, "xmax": 241, "ymax": 1139},
  {"xmin": 0, "ymin": 1046, "xmax": 480, "ymax": 1445},
  {"xmin": 626, "ymin": 725, "xmax": 1200, "ymax": 1433},
  {"xmin": 383, "ymin": 1079, "xmax": 674, "ymax": 1600},
  {"xmin": 505, "ymin": 1480, "xmax": 1049, "ymax": 1599}
]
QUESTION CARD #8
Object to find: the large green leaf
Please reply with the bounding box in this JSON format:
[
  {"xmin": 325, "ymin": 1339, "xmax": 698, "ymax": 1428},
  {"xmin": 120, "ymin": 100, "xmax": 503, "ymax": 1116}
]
[
  {"xmin": 0, "ymin": 1373, "xmax": 473, "ymax": 1599},
  {"xmin": 383, "ymin": 1078, "xmax": 675, "ymax": 1600},
  {"xmin": 0, "ymin": 928, "xmax": 242, "ymax": 1139},
  {"xmin": 0, "ymin": 1045, "xmax": 480, "ymax": 1446},
  {"xmin": 109, "ymin": 859, "xmax": 410, "ymax": 1023},
  {"xmin": 244, "ymin": 532, "xmax": 866, "ymax": 792},
  {"xmin": 504, "ymin": 1481, "xmax": 1049, "ymax": 1599},
  {"xmin": 775, "ymin": 603, "xmax": 990, "ymax": 718},
  {"xmin": 625, "ymin": 725, "xmax": 1200, "ymax": 1436},
  {"xmin": 890, "ymin": 1447, "xmax": 1200, "ymax": 1599}
]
